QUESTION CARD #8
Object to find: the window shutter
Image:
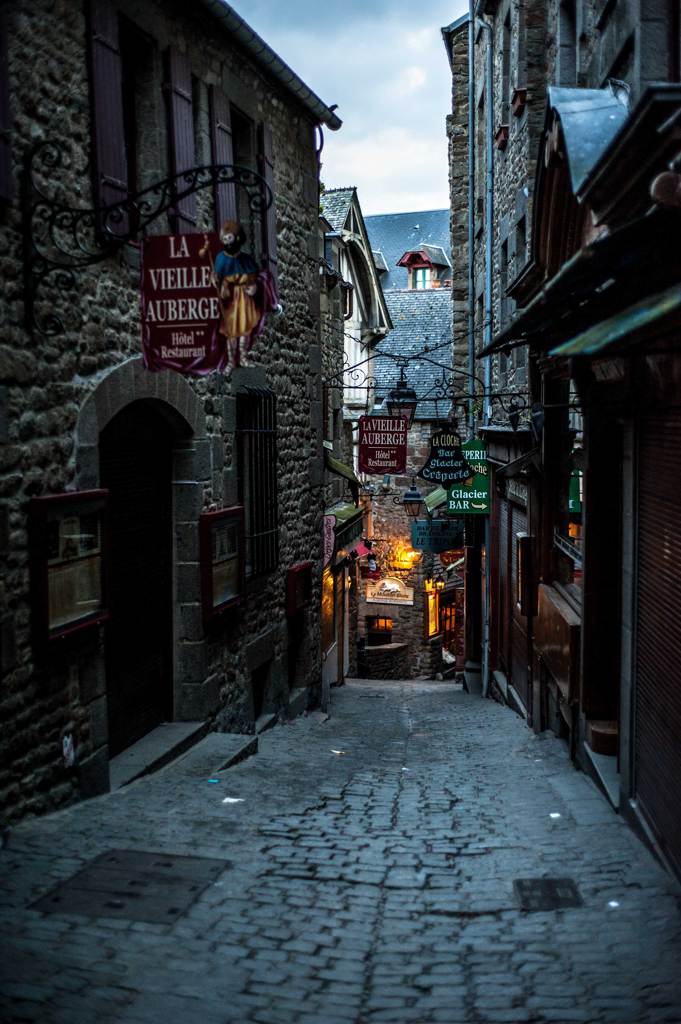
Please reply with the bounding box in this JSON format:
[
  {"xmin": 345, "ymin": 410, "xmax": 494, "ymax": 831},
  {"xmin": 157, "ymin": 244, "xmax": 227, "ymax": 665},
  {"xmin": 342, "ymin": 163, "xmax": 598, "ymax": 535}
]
[
  {"xmin": 86, "ymin": 0, "xmax": 128, "ymax": 221},
  {"xmin": 258, "ymin": 123, "xmax": 278, "ymax": 287},
  {"xmin": 209, "ymin": 86, "xmax": 237, "ymax": 229},
  {"xmin": 0, "ymin": 11, "xmax": 11, "ymax": 202},
  {"xmin": 164, "ymin": 48, "xmax": 197, "ymax": 233}
]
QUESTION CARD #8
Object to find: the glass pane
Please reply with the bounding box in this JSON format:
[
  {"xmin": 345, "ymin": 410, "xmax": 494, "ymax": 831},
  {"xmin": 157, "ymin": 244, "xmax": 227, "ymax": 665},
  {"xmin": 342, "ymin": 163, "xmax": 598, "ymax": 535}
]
[
  {"xmin": 48, "ymin": 556, "xmax": 102, "ymax": 630},
  {"xmin": 211, "ymin": 520, "xmax": 239, "ymax": 608}
]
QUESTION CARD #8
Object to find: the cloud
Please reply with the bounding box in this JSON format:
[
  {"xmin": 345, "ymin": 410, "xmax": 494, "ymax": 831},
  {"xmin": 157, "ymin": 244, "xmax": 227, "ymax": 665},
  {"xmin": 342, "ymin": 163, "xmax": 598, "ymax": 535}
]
[
  {"xmin": 394, "ymin": 66, "xmax": 428, "ymax": 97},
  {"xmin": 227, "ymin": 0, "xmax": 469, "ymax": 213}
]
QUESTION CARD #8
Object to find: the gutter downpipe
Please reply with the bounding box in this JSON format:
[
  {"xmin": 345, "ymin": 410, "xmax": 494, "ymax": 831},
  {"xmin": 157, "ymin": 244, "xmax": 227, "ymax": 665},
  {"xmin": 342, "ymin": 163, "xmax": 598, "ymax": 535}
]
[
  {"xmin": 467, "ymin": 1, "xmax": 476, "ymax": 439},
  {"xmin": 477, "ymin": 10, "xmax": 494, "ymax": 700}
]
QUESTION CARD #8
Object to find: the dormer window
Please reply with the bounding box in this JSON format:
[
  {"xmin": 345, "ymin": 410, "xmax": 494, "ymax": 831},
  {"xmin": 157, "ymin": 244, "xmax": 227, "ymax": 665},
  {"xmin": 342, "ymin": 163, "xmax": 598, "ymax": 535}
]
[
  {"xmin": 413, "ymin": 267, "xmax": 429, "ymax": 289},
  {"xmin": 397, "ymin": 244, "xmax": 451, "ymax": 290}
]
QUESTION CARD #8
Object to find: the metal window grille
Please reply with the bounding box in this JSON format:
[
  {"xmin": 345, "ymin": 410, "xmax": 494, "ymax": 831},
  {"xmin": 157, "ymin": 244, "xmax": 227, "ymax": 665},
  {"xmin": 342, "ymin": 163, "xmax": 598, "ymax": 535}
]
[{"xmin": 236, "ymin": 387, "xmax": 279, "ymax": 577}]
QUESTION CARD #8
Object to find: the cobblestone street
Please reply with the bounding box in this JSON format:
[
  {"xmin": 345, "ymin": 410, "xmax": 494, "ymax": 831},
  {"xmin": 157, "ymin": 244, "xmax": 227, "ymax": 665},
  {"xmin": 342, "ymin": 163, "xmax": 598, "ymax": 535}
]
[{"xmin": 2, "ymin": 680, "xmax": 681, "ymax": 1024}]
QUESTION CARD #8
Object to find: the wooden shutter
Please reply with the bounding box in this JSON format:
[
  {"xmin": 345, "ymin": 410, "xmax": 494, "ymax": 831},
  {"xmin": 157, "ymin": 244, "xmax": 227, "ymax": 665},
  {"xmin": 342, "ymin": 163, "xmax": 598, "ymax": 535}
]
[
  {"xmin": 258, "ymin": 123, "xmax": 278, "ymax": 287},
  {"xmin": 86, "ymin": 0, "xmax": 128, "ymax": 218},
  {"xmin": 0, "ymin": 10, "xmax": 11, "ymax": 202},
  {"xmin": 209, "ymin": 86, "xmax": 237, "ymax": 228},
  {"xmin": 165, "ymin": 48, "xmax": 197, "ymax": 233}
]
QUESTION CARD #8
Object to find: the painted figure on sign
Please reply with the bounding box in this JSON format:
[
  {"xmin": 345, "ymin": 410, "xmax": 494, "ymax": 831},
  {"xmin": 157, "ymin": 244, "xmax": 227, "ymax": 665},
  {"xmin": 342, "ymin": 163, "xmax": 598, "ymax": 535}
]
[{"xmin": 200, "ymin": 220, "xmax": 278, "ymax": 372}]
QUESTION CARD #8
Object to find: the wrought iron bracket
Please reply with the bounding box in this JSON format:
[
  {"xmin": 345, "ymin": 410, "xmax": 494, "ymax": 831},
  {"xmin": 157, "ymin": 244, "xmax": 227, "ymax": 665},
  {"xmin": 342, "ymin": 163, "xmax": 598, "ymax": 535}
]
[{"xmin": 22, "ymin": 140, "xmax": 272, "ymax": 337}]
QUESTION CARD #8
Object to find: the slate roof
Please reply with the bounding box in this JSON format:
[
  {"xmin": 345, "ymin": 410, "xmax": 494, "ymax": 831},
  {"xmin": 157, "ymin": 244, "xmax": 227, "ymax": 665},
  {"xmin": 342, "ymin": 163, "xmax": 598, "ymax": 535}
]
[
  {"xmin": 398, "ymin": 244, "xmax": 452, "ymax": 268},
  {"xmin": 320, "ymin": 187, "xmax": 355, "ymax": 232},
  {"xmin": 372, "ymin": 290, "xmax": 453, "ymax": 421},
  {"xmin": 548, "ymin": 85, "xmax": 629, "ymax": 193},
  {"xmin": 364, "ymin": 209, "xmax": 451, "ymax": 290},
  {"xmin": 372, "ymin": 250, "xmax": 389, "ymax": 272}
]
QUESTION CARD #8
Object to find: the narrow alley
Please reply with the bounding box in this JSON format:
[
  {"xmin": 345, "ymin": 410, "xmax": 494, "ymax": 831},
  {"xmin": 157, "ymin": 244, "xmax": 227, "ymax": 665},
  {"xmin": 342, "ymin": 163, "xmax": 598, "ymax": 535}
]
[{"xmin": 2, "ymin": 680, "xmax": 680, "ymax": 1024}]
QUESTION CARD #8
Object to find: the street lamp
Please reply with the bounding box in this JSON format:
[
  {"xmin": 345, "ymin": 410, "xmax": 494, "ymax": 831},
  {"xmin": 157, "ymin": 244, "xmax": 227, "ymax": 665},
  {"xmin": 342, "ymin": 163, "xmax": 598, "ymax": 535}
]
[
  {"xmin": 402, "ymin": 477, "xmax": 424, "ymax": 519},
  {"xmin": 387, "ymin": 365, "xmax": 418, "ymax": 430}
]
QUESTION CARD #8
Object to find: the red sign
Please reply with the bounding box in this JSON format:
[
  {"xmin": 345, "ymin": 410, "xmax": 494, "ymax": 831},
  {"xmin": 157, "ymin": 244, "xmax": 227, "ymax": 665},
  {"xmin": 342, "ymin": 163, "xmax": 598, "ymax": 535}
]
[
  {"xmin": 141, "ymin": 233, "xmax": 225, "ymax": 375},
  {"xmin": 358, "ymin": 415, "xmax": 407, "ymax": 475}
]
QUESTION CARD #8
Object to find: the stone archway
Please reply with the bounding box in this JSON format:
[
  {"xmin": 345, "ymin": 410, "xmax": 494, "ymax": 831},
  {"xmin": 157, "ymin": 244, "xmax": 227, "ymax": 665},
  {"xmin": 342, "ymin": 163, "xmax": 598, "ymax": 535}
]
[{"xmin": 74, "ymin": 358, "xmax": 216, "ymax": 771}]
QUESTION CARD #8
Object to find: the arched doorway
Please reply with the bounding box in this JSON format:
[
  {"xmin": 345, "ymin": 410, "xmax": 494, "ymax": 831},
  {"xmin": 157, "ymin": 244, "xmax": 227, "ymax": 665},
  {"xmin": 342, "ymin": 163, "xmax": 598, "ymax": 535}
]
[{"xmin": 99, "ymin": 400, "xmax": 175, "ymax": 756}]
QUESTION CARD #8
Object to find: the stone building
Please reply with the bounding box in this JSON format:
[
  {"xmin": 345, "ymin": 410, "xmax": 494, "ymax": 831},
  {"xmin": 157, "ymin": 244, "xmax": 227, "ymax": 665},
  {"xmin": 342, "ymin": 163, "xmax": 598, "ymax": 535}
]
[
  {"xmin": 0, "ymin": 0, "xmax": 341, "ymax": 823},
  {"xmin": 356, "ymin": 214, "xmax": 458, "ymax": 680},
  {"xmin": 317, "ymin": 187, "xmax": 391, "ymax": 698},
  {"xmin": 445, "ymin": 0, "xmax": 681, "ymax": 878}
]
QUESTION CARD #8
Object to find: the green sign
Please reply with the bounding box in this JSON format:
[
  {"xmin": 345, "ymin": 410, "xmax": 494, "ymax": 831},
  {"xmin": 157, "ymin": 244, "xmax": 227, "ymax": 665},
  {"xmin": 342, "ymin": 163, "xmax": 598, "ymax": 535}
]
[
  {"xmin": 569, "ymin": 470, "xmax": 582, "ymax": 514},
  {"xmin": 447, "ymin": 439, "xmax": 489, "ymax": 515}
]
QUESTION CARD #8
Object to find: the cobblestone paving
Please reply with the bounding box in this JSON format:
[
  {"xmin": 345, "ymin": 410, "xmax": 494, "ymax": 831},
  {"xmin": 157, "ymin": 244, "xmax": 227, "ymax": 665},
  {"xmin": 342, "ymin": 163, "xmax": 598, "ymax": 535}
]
[{"xmin": 2, "ymin": 680, "xmax": 681, "ymax": 1024}]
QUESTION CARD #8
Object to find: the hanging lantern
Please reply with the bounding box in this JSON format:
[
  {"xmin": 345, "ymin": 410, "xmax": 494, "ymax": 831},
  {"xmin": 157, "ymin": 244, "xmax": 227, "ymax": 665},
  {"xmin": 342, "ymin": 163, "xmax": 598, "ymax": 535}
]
[
  {"xmin": 387, "ymin": 365, "xmax": 418, "ymax": 430},
  {"xmin": 402, "ymin": 477, "xmax": 424, "ymax": 519}
]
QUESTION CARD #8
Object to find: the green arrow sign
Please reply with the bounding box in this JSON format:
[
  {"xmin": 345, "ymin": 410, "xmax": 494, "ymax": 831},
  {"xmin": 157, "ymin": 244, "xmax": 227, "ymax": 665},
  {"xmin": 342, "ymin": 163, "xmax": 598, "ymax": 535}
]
[{"xmin": 447, "ymin": 439, "xmax": 489, "ymax": 515}]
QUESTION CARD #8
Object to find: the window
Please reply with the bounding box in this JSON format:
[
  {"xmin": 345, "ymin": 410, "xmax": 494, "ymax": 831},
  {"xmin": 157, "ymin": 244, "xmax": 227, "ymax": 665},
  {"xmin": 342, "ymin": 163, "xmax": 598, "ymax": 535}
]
[
  {"xmin": 120, "ymin": 17, "xmax": 156, "ymax": 196},
  {"xmin": 199, "ymin": 506, "xmax": 244, "ymax": 622},
  {"xmin": 501, "ymin": 12, "xmax": 511, "ymax": 125},
  {"xmin": 499, "ymin": 238, "xmax": 509, "ymax": 329},
  {"xmin": 515, "ymin": 215, "xmax": 527, "ymax": 275},
  {"xmin": 236, "ymin": 388, "xmax": 279, "ymax": 577},
  {"xmin": 557, "ymin": 0, "xmax": 577, "ymax": 86},
  {"xmin": 413, "ymin": 267, "xmax": 428, "ymax": 289},
  {"xmin": 321, "ymin": 567, "xmax": 336, "ymax": 653},
  {"xmin": 29, "ymin": 490, "xmax": 109, "ymax": 645},
  {"xmin": 232, "ymin": 107, "xmax": 259, "ymax": 246}
]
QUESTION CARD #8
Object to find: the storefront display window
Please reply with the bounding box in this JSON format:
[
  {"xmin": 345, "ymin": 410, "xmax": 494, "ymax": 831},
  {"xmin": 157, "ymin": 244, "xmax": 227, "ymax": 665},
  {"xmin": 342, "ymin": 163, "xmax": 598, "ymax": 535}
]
[
  {"xmin": 321, "ymin": 566, "xmax": 336, "ymax": 653},
  {"xmin": 30, "ymin": 490, "xmax": 109, "ymax": 643},
  {"xmin": 200, "ymin": 506, "xmax": 244, "ymax": 623}
]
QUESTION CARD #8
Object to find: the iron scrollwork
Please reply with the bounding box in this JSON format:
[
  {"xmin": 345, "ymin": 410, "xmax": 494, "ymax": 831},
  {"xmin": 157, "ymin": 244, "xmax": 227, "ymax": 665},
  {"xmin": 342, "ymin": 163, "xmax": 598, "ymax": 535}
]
[{"xmin": 22, "ymin": 140, "xmax": 272, "ymax": 337}]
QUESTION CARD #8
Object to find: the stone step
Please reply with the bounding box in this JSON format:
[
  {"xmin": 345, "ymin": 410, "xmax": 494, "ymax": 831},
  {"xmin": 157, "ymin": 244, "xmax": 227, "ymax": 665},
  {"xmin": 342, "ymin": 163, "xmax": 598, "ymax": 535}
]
[
  {"xmin": 171, "ymin": 732, "xmax": 259, "ymax": 777},
  {"xmin": 109, "ymin": 721, "xmax": 210, "ymax": 791}
]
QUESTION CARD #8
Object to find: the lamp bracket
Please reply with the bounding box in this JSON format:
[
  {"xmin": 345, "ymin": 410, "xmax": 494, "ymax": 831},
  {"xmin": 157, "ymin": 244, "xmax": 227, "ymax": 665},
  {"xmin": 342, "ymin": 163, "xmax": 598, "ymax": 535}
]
[{"xmin": 22, "ymin": 139, "xmax": 272, "ymax": 337}]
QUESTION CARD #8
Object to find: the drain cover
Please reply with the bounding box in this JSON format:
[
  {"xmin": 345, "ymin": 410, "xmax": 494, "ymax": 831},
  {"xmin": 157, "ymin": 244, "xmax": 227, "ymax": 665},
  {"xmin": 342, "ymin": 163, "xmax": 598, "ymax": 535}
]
[
  {"xmin": 32, "ymin": 849, "xmax": 229, "ymax": 923},
  {"xmin": 513, "ymin": 877, "xmax": 583, "ymax": 911}
]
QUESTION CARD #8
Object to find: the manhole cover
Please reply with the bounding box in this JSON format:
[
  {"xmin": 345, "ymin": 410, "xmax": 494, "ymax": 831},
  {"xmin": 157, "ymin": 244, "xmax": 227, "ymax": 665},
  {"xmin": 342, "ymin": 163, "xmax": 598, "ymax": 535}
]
[
  {"xmin": 31, "ymin": 849, "xmax": 229, "ymax": 923},
  {"xmin": 513, "ymin": 877, "xmax": 583, "ymax": 911}
]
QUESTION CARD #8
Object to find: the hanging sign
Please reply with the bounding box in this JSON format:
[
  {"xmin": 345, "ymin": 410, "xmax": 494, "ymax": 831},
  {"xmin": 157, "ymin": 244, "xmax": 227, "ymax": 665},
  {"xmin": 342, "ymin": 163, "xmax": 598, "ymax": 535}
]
[
  {"xmin": 366, "ymin": 576, "xmax": 414, "ymax": 606},
  {"xmin": 141, "ymin": 225, "xmax": 278, "ymax": 376},
  {"xmin": 417, "ymin": 430, "xmax": 474, "ymax": 486},
  {"xmin": 323, "ymin": 515, "xmax": 336, "ymax": 568},
  {"xmin": 358, "ymin": 416, "xmax": 408, "ymax": 474},
  {"xmin": 142, "ymin": 232, "xmax": 223, "ymax": 374},
  {"xmin": 447, "ymin": 439, "xmax": 490, "ymax": 515},
  {"xmin": 411, "ymin": 518, "xmax": 465, "ymax": 553}
]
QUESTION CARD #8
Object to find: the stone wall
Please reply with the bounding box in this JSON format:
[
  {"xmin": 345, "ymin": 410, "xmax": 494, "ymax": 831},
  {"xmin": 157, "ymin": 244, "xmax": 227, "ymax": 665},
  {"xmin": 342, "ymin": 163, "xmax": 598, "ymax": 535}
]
[
  {"xmin": 455, "ymin": 0, "xmax": 675, "ymax": 419},
  {"xmin": 0, "ymin": 0, "xmax": 325, "ymax": 823}
]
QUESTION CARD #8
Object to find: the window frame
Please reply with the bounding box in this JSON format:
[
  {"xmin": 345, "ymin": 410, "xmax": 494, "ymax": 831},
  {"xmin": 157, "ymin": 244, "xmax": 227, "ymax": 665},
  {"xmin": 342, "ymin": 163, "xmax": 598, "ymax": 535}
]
[{"xmin": 29, "ymin": 490, "xmax": 110, "ymax": 648}]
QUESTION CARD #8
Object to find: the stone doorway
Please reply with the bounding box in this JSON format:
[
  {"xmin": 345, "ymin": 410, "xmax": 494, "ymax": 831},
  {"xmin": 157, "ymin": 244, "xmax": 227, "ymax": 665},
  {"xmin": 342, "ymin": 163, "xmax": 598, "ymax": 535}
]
[{"xmin": 99, "ymin": 400, "xmax": 174, "ymax": 756}]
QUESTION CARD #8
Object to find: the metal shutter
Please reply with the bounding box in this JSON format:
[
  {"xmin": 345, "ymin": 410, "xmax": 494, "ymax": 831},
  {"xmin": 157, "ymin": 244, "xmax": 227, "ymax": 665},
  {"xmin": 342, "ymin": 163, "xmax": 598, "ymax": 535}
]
[
  {"xmin": 635, "ymin": 409, "xmax": 681, "ymax": 878},
  {"xmin": 498, "ymin": 498, "xmax": 510, "ymax": 673},
  {"xmin": 510, "ymin": 503, "xmax": 530, "ymax": 712}
]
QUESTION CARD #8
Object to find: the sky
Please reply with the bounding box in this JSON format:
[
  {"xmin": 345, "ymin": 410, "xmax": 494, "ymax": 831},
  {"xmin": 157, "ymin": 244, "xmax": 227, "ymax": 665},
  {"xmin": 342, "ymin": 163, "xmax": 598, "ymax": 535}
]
[{"xmin": 227, "ymin": 0, "xmax": 469, "ymax": 216}]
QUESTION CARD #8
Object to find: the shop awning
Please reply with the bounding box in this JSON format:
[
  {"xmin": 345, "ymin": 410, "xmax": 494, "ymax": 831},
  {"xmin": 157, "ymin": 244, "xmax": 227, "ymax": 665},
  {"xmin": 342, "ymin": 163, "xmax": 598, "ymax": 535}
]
[
  {"xmin": 425, "ymin": 486, "xmax": 447, "ymax": 514},
  {"xmin": 549, "ymin": 281, "xmax": 681, "ymax": 357},
  {"xmin": 495, "ymin": 448, "xmax": 540, "ymax": 479},
  {"xmin": 329, "ymin": 502, "xmax": 364, "ymax": 550},
  {"xmin": 324, "ymin": 450, "xmax": 360, "ymax": 505}
]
